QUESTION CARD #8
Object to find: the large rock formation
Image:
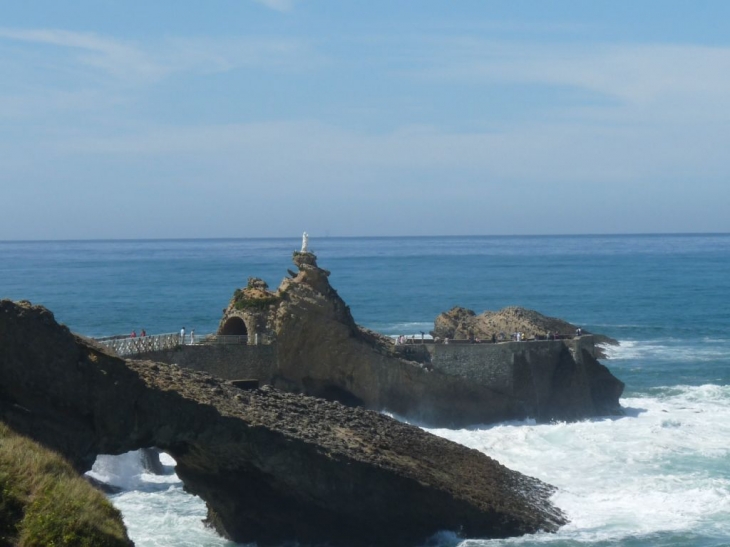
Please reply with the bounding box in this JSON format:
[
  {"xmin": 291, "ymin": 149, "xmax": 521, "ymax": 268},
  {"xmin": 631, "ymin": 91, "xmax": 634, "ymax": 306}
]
[
  {"xmin": 433, "ymin": 305, "xmax": 618, "ymax": 349},
  {"xmin": 0, "ymin": 300, "xmax": 566, "ymax": 546},
  {"xmin": 217, "ymin": 253, "xmax": 624, "ymax": 426}
]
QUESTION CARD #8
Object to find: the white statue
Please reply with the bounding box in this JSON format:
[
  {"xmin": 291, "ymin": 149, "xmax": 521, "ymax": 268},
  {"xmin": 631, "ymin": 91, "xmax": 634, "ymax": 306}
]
[{"xmin": 301, "ymin": 232, "xmax": 309, "ymax": 253}]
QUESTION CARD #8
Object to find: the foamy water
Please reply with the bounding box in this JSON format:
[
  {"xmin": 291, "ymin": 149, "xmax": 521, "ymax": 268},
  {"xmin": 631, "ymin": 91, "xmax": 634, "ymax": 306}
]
[
  {"xmin": 88, "ymin": 452, "xmax": 239, "ymax": 546},
  {"xmin": 427, "ymin": 385, "xmax": 730, "ymax": 546},
  {"xmin": 604, "ymin": 339, "xmax": 730, "ymax": 363},
  {"xmin": 88, "ymin": 385, "xmax": 730, "ymax": 547}
]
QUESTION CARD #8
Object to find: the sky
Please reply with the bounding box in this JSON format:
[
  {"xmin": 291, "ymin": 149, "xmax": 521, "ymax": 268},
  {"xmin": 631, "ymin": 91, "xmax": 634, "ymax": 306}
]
[{"xmin": 1, "ymin": 1, "xmax": 730, "ymax": 239}]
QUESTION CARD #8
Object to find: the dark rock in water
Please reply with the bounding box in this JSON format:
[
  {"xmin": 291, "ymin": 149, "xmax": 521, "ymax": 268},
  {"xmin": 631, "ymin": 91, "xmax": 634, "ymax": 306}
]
[
  {"xmin": 85, "ymin": 474, "xmax": 124, "ymax": 495},
  {"xmin": 139, "ymin": 447, "xmax": 164, "ymax": 475},
  {"xmin": 0, "ymin": 299, "xmax": 566, "ymax": 546}
]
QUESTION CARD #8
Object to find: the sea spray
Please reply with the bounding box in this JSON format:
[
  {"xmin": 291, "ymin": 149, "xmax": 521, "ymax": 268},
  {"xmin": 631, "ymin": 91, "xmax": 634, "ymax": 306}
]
[
  {"xmin": 426, "ymin": 386, "xmax": 730, "ymax": 546},
  {"xmin": 88, "ymin": 451, "xmax": 240, "ymax": 546}
]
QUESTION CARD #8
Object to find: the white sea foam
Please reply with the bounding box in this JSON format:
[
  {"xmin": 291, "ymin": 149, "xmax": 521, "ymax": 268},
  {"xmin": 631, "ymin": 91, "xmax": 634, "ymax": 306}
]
[
  {"xmin": 426, "ymin": 385, "xmax": 730, "ymax": 546},
  {"xmin": 112, "ymin": 486, "xmax": 239, "ymax": 547},
  {"xmin": 88, "ymin": 451, "xmax": 240, "ymax": 546},
  {"xmin": 379, "ymin": 321, "xmax": 434, "ymax": 335},
  {"xmin": 87, "ymin": 450, "xmax": 179, "ymax": 491},
  {"xmin": 603, "ymin": 339, "xmax": 730, "ymax": 363}
]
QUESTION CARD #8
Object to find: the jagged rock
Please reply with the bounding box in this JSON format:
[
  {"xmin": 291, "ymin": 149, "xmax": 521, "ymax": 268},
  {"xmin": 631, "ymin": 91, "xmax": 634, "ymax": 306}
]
[
  {"xmin": 0, "ymin": 300, "xmax": 566, "ymax": 546},
  {"xmin": 247, "ymin": 277, "xmax": 269, "ymax": 291},
  {"xmin": 217, "ymin": 254, "xmax": 624, "ymax": 426}
]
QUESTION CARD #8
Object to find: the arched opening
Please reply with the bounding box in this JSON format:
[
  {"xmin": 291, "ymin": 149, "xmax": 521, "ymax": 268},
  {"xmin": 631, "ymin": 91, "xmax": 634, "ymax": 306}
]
[{"xmin": 220, "ymin": 317, "xmax": 248, "ymax": 336}]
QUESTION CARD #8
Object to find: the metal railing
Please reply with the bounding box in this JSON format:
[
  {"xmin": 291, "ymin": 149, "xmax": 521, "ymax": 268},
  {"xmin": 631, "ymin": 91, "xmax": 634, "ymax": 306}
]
[
  {"xmin": 95, "ymin": 332, "xmax": 272, "ymax": 357},
  {"xmin": 96, "ymin": 332, "xmax": 183, "ymax": 356}
]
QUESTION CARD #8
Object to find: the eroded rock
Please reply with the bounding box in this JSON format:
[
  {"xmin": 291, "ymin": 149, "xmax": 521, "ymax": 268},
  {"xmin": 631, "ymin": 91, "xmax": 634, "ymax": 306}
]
[{"xmin": 0, "ymin": 299, "xmax": 567, "ymax": 546}]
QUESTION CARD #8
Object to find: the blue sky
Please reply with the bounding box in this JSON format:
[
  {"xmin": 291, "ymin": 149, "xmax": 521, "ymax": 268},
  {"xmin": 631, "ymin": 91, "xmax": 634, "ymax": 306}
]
[{"xmin": 2, "ymin": 1, "xmax": 730, "ymax": 239}]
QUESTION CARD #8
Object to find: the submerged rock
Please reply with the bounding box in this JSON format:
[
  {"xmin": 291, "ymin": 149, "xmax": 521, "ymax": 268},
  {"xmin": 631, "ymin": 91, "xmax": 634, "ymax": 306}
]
[{"xmin": 0, "ymin": 299, "xmax": 566, "ymax": 546}]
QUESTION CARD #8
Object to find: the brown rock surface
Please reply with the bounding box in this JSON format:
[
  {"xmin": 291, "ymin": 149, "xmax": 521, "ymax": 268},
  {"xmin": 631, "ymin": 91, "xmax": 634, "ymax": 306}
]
[
  {"xmin": 0, "ymin": 299, "xmax": 566, "ymax": 546},
  {"xmin": 433, "ymin": 305, "xmax": 618, "ymax": 354}
]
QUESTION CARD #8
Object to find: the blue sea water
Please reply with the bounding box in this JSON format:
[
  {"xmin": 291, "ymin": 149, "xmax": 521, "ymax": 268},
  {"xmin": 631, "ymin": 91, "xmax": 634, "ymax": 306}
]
[{"xmin": 2, "ymin": 234, "xmax": 730, "ymax": 547}]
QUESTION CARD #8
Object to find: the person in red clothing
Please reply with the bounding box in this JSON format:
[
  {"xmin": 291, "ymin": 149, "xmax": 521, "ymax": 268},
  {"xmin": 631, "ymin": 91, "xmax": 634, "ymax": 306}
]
[{"xmin": 131, "ymin": 330, "xmax": 137, "ymax": 338}]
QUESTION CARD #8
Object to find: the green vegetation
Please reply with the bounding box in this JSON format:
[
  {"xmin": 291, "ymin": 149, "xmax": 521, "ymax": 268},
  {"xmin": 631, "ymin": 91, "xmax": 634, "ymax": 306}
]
[
  {"xmin": 231, "ymin": 282, "xmax": 279, "ymax": 311},
  {"xmin": 0, "ymin": 422, "xmax": 131, "ymax": 547},
  {"xmin": 233, "ymin": 294, "xmax": 279, "ymax": 311}
]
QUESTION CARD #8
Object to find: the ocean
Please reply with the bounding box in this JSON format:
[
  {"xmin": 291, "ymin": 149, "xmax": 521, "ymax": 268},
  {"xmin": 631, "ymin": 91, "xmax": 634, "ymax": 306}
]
[{"xmin": 1, "ymin": 234, "xmax": 729, "ymax": 547}]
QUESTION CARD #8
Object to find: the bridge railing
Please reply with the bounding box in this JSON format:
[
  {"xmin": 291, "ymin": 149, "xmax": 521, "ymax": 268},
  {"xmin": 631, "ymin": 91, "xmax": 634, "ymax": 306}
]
[
  {"xmin": 96, "ymin": 333, "xmax": 183, "ymax": 357},
  {"xmin": 95, "ymin": 332, "xmax": 273, "ymax": 357}
]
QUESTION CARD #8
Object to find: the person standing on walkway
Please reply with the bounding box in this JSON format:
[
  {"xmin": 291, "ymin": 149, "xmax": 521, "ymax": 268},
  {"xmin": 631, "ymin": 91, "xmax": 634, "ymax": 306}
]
[
  {"xmin": 190, "ymin": 329, "xmax": 195, "ymax": 345},
  {"xmin": 180, "ymin": 326, "xmax": 186, "ymax": 344}
]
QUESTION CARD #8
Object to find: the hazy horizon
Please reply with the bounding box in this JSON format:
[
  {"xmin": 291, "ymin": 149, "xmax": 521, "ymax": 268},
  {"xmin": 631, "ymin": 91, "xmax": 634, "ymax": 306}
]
[{"xmin": 3, "ymin": 231, "xmax": 730, "ymax": 243}]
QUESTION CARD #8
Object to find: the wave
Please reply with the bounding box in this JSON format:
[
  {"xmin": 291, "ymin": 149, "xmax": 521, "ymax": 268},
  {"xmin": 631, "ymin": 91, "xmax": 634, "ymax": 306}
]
[
  {"xmin": 603, "ymin": 339, "xmax": 730, "ymax": 363},
  {"xmin": 425, "ymin": 385, "xmax": 730, "ymax": 546},
  {"xmin": 86, "ymin": 450, "xmax": 178, "ymax": 492},
  {"xmin": 374, "ymin": 321, "xmax": 435, "ymax": 335}
]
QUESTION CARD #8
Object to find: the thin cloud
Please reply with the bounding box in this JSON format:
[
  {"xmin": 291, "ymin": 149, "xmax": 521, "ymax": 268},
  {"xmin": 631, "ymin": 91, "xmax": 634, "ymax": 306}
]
[
  {"xmin": 0, "ymin": 28, "xmax": 165, "ymax": 83},
  {"xmin": 0, "ymin": 27, "xmax": 318, "ymax": 87},
  {"xmin": 50, "ymin": 114, "xmax": 730, "ymax": 187},
  {"xmin": 415, "ymin": 39, "xmax": 730, "ymax": 107},
  {"xmin": 251, "ymin": 0, "xmax": 298, "ymax": 13}
]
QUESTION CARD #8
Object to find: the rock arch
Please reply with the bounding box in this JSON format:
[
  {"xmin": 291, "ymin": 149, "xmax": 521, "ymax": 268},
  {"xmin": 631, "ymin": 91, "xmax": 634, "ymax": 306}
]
[{"xmin": 0, "ymin": 300, "xmax": 566, "ymax": 546}]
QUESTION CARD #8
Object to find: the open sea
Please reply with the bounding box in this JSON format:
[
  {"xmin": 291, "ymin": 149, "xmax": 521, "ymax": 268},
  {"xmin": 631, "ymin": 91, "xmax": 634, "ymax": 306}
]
[{"xmin": 1, "ymin": 234, "xmax": 729, "ymax": 547}]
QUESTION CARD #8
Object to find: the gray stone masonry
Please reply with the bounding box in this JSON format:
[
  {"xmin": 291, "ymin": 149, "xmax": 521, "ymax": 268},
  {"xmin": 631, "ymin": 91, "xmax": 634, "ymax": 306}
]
[
  {"xmin": 141, "ymin": 336, "xmax": 597, "ymax": 399},
  {"xmin": 138, "ymin": 344, "xmax": 276, "ymax": 383},
  {"xmin": 396, "ymin": 336, "xmax": 597, "ymax": 393}
]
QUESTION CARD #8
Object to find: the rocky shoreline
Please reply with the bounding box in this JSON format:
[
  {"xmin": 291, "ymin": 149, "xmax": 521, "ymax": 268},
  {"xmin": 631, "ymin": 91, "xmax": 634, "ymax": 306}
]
[{"xmin": 1, "ymin": 299, "xmax": 567, "ymax": 546}]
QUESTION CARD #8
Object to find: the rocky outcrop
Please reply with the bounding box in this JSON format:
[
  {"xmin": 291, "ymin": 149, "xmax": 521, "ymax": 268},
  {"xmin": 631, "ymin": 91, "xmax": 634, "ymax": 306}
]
[
  {"xmin": 0, "ymin": 300, "xmax": 566, "ymax": 546},
  {"xmin": 433, "ymin": 305, "xmax": 618, "ymax": 348},
  {"xmin": 217, "ymin": 253, "xmax": 624, "ymax": 426}
]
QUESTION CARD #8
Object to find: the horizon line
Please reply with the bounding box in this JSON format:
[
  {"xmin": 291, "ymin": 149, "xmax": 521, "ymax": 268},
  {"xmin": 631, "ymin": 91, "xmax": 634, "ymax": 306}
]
[{"xmin": 1, "ymin": 231, "xmax": 729, "ymax": 243}]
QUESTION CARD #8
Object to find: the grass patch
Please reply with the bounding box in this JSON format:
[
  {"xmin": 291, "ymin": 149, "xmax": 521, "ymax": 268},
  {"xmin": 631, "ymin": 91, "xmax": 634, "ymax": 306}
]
[
  {"xmin": 233, "ymin": 295, "xmax": 280, "ymax": 311},
  {"xmin": 0, "ymin": 422, "xmax": 131, "ymax": 546}
]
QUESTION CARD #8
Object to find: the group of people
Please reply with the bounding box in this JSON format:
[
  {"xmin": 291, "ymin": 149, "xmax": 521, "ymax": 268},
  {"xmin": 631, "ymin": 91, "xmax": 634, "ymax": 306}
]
[
  {"xmin": 395, "ymin": 334, "xmax": 425, "ymax": 344},
  {"xmin": 130, "ymin": 329, "xmax": 147, "ymax": 338},
  {"xmin": 180, "ymin": 327, "xmax": 196, "ymax": 345}
]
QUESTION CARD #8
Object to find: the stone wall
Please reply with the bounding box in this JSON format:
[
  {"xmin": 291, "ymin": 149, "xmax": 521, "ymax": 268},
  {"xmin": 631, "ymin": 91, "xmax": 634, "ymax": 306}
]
[
  {"xmin": 396, "ymin": 336, "xmax": 598, "ymax": 395},
  {"xmin": 141, "ymin": 337, "xmax": 597, "ymax": 395},
  {"xmin": 139, "ymin": 335, "xmax": 609, "ymax": 425},
  {"xmin": 139, "ymin": 344, "xmax": 276, "ymax": 382}
]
